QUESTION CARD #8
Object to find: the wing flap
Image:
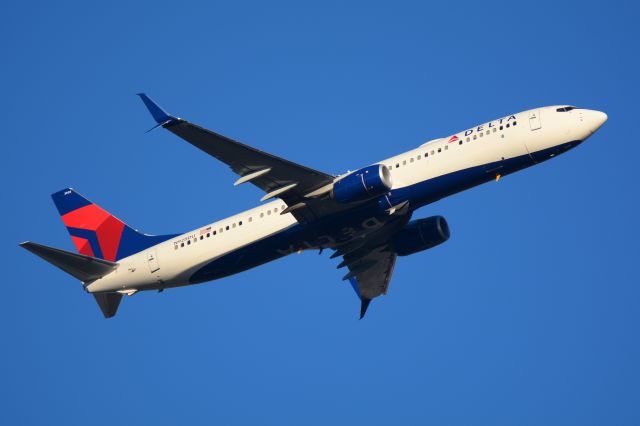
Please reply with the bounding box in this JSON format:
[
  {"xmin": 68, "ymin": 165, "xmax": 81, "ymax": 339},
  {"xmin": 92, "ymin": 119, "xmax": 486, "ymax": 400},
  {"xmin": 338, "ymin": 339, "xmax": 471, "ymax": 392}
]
[{"xmin": 164, "ymin": 120, "xmax": 335, "ymax": 205}]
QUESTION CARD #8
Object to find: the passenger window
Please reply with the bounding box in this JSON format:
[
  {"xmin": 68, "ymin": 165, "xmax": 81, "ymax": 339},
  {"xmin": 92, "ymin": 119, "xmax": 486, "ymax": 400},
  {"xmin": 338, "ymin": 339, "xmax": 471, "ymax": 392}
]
[
  {"xmin": 485, "ymin": 131, "xmax": 490, "ymax": 136},
  {"xmin": 267, "ymin": 210, "xmax": 271, "ymax": 215},
  {"xmin": 459, "ymin": 140, "xmax": 462, "ymax": 145},
  {"xmin": 410, "ymin": 158, "xmax": 414, "ymax": 163},
  {"xmin": 473, "ymin": 135, "xmax": 477, "ymax": 140},
  {"xmin": 431, "ymin": 150, "xmax": 435, "ymax": 155},
  {"xmin": 403, "ymin": 160, "xmax": 406, "ymax": 165},
  {"xmin": 174, "ymin": 245, "xmax": 178, "ymax": 250},
  {"xmin": 239, "ymin": 221, "xmax": 243, "ymax": 226},
  {"xmin": 513, "ymin": 121, "xmax": 517, "ymax": 126},
  {"xmin": 200, "ymin": 235, "xmax": 203, "ymax": 240},
  {"xmin": 248, "ymin": 217, "xmax": 252, "ymax": 222},
  {"xmin": 506, "ymin": 123, "xmax": 510, "ymax": 128},
  {"xmin": 187, "ymin": 240, "xmax": 191, "ymax": 245},
  {"xmin": 417, "ymin": 155, "xmax": 421, "ymax": 160},
  {"xmin": 226, "ymin": 225, "xmax": 230, "ymax": 230},
  {"xmin": 396, "ymin": 163, "xmax": 399, "ymax": 168},
  {"xmin": 437, "ymin": 148, "xmax": 441, "ymax": 153},
  {"xmin": 181, "ymin": 243, "xmax": 184, "ymax": 247},
  {"xmin": 466, "ymin": 137, "xmax": 470, "ymax": 142},
  {"xmin": 232, "ymin": 223, "xmax": 236, "ymax": 228},
  {"xmin": 499, "ymin": 126, "xmax": 503, "ymax": 130},
  {"xmin": 219, "ymin": 228, "xmax": 223, "ymax": 233},
  {"xmin": 207, "ymin": 233, "xmax": 210, "ymax": 238},
  {"xmin": 444, "ymin": 145, "xmax": 448, "ymax": 150},
  {"xmin": 260, "ymin": 212, "xmax": 264, "ymax": 218},
  {"xmin": 493, "ymin": 127, "xmax": 497, "ymax": 133}
]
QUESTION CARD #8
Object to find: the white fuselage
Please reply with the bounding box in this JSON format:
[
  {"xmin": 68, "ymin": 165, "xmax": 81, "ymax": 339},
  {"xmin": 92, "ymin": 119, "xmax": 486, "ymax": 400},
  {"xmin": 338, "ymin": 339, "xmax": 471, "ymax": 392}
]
[{"xmin": 86, "ymin": 106, "xmax": 607, "ymax": 294}]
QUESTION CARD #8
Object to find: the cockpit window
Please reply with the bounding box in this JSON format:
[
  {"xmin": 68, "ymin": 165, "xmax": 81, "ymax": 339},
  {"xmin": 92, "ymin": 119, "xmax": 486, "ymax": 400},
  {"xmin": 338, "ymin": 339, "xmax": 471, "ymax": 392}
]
[{"xmin": 556, "ymin": 106, "xmax": 577, "ymax": 112}]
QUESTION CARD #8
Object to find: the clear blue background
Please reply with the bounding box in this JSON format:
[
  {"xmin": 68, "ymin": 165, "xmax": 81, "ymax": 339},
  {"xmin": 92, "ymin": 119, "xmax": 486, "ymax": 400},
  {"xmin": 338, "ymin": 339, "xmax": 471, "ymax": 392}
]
[{"xmin": 2, "ymin": 1, "xmax": 639, "ymax": 425}]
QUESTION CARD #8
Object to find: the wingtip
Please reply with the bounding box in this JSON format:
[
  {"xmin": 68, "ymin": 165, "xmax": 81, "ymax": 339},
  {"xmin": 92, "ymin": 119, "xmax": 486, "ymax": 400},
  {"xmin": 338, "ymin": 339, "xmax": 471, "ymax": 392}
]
[
  {"xmin": 137, "ymin": 93, "xmax": 176, "ymax": 125},
  {"xmin": 359, "ymin": 298, "xmax": 372, "ymax": 319}
]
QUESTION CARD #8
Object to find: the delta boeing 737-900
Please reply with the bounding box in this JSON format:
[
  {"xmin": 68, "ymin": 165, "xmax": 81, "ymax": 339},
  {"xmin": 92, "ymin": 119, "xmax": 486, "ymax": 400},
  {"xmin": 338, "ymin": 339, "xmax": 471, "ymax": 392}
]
[{"xmin": 21, "ymin": 95, "xmax": 607, "ymax": 318}]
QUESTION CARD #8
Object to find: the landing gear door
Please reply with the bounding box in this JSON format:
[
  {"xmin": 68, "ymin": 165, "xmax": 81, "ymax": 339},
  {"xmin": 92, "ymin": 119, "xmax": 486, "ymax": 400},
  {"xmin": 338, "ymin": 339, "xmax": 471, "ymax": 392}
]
[
  {"xmin": 529, "ymin": 110, "xmax": 542, "ymax": 131},
  {"xmin": 147, "ymin": 250, "xmax": 160, "ymax": 273}
]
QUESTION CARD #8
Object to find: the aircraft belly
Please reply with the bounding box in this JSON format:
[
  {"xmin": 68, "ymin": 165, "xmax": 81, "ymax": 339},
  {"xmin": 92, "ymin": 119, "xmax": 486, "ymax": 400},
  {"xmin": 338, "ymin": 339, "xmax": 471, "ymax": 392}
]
[
  {"xmin": 188, "ymin": 146, "xmax": 577, "ymax": 286},
  {"xmin": 188, "ymin": 206, "xmax": 401, "ymax": 283},
  {"xmin": 390, "ymin": 150, "xmax": 538, "ymax": 209},
  {"xmin": 189, "ymin": 224, "xmax": 312, "ymax": 282}
]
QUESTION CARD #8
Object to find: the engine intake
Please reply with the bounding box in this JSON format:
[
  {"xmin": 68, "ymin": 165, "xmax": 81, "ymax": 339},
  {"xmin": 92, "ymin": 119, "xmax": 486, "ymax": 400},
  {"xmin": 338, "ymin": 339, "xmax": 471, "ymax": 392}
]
[
  {"xmin": 393, "ymin": 216, "xmax": 450, "ymax": 256},
  {"xmin": 333, "ymin": 165, "xmax": 393, "ymax": 204}
]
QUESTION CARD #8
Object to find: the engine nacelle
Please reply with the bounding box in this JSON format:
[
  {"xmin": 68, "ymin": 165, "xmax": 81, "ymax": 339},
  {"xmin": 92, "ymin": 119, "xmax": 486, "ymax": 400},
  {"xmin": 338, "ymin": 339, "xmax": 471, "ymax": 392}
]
[
  {"xmin": 393, "ymin": 216, "xmax": 450, "ymax": 256},
  {"xmin": 333, "ymin": 165, "xmax": 393, "ymax": 204}
]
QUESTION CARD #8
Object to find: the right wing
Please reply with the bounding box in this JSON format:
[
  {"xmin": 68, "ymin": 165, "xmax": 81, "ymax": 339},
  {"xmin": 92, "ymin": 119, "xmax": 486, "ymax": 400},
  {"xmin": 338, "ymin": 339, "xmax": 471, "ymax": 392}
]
[
  {"xmin": 138, "ymin": 94, "xmax": 337, "ymax": 222},
  {"xmin": 331, "ymin": 206, "xmax": 413, "ymax": 319},
  {"xmin": 341, "ymin": 247, "xmax": 397, "ymax": 319}
]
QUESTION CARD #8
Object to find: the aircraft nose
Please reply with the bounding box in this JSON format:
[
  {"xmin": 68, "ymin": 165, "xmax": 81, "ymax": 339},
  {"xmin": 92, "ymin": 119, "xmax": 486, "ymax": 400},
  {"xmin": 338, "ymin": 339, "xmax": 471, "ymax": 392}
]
[
  {"xmin": 584, "ymin": 109, "xmax": 608, "ymax": 133},
  {"xmin": 591, "ymin": 110, "xmax": 608, "ymax": 128}
]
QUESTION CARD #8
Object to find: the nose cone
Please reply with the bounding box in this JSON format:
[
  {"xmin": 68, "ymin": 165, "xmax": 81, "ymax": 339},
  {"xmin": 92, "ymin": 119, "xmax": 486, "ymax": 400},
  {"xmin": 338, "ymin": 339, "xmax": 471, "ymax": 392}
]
[{"xmin": 585, "ymin": 109, "xmax": 608, "ymax": 133}]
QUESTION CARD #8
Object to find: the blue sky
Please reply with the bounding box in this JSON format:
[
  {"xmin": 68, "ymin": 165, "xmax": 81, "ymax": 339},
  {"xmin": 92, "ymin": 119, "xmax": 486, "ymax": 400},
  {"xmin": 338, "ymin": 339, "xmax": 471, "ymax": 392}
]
[{"xmin": 2, "ymin": 1, "xmax": 639, "ymax": 425}]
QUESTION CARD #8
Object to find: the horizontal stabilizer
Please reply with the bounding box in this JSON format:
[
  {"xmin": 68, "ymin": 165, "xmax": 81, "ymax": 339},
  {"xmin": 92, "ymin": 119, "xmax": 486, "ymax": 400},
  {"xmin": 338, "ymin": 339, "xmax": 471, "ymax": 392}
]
[
  {"xmin": 93, "ymin": 293, "xmax": 123, "ymax": 318},
  {"xmin": 20, "ymin": 241, "xmax": 118, "ymax": 283}
]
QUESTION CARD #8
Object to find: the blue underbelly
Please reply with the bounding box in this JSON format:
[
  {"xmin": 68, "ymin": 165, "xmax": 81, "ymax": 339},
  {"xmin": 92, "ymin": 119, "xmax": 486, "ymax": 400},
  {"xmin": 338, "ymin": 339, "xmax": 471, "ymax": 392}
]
[{"xmin": 190, "ymin": 142, "xmax": 580, "ymax": 284}]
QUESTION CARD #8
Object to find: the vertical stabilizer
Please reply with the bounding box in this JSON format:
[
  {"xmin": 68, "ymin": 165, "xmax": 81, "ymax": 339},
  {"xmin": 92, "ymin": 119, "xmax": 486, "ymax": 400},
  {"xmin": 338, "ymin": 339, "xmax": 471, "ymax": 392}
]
[{"xmin": 51, "ymin": 188, "xmax": 176, "ymax": 261}]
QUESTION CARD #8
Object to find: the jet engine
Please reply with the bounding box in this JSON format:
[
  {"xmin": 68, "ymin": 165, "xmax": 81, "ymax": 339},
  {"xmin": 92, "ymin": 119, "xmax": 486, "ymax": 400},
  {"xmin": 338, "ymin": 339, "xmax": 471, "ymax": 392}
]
[
  {"xmin": 392, "ymin": 216, "xmax": 450, "ymax": 256},
  {"xmin": 332, "ymin": 164, "xmax": 393, "ymax": 204}
]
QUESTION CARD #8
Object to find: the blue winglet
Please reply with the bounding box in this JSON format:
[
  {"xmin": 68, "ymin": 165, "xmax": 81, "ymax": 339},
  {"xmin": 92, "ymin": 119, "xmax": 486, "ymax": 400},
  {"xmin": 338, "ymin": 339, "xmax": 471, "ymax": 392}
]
[
  {"xmin": 349, "ymin": 277, "xmax": 372, "ymax": 319},
  {"xmin": 137, "ymin": 93, "xmax": 178, "ymax": 127},
  {"xmin": 349, "ymin": 277, "xmax": 361, "ymax": 299}
]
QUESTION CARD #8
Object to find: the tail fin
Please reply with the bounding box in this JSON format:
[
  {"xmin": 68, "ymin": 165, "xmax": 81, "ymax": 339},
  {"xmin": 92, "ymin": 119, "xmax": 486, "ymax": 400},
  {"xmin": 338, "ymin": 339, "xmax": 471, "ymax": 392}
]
[{"xmin": 51, "ymin": 188, "xmax": 176, "ymax": 261}]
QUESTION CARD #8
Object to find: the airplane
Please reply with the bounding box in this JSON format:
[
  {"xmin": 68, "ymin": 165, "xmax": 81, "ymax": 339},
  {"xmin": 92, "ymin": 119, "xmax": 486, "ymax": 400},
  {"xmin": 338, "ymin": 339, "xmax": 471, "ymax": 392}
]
[{"xmin": 20, "ymin": 96, "xmax": 607, "ymax": 319}]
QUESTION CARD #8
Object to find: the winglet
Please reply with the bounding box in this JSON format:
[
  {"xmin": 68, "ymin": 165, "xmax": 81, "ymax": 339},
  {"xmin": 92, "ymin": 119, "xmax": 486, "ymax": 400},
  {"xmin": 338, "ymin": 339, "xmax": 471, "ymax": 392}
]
[
  {"xmin": 360, "ymin": 298, "xmax": 372, "ymax": 320},
  {"xmin": 349, "ymin": 277, "xmax": 372, "ymax": 319},
  {"xmin": 137, "ymin": 93, "xmax": 179, "ymax": 131}
]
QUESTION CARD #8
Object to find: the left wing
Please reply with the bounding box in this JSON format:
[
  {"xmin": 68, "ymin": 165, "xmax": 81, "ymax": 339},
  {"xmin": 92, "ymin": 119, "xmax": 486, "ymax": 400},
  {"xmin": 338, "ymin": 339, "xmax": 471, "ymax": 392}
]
[
  {"xmin": 340, "ymin": 247, "xmax": 397, "ymax": 319},
  {"xmin": 138, "ymin": 94, "xmax": 336, "ymax": 222}
]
